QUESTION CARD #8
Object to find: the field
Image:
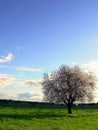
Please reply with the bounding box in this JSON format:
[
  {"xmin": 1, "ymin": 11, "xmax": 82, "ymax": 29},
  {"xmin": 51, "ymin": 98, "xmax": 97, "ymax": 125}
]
[{"xmin": 0, "ymin": 100, "xmax": 98, "ymax": 130}]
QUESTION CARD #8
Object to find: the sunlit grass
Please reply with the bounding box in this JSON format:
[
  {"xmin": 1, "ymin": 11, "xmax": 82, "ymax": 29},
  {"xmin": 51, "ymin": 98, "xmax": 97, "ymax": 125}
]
[{"xmin": 0, "ymin": 102, "xmax": 98, "ymax": 130}]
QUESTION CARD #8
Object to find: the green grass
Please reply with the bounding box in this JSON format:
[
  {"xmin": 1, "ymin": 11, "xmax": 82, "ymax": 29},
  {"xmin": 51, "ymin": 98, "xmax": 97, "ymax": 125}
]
[{"xmin": 0, "ymin": 102, "xmax": 98, "ymax": 130}]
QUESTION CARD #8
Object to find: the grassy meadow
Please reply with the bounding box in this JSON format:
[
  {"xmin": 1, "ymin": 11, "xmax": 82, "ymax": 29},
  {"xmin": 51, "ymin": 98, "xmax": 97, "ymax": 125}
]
[{"xmin": 0, "ymin": 100, "xmax": 98, "ymax": 130}]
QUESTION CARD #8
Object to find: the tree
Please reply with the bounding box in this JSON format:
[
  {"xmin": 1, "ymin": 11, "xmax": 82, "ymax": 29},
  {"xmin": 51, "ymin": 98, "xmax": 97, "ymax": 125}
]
[{"xmin": 42, "ymin": 65, "xmax": 96, "ymax": 114}]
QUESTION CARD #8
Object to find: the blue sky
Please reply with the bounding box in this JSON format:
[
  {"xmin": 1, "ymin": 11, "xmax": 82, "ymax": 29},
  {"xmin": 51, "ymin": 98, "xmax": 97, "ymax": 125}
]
[{"xmin": 0, "ymin": 0, "xmax": 98, "ymax": 102}]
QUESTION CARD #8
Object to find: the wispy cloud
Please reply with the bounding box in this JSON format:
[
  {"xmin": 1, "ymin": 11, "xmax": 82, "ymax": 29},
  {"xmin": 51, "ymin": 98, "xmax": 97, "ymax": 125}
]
[
  {"xmin": 0, "ymin": 92, "xmax": 43, "ymax": 101},
  {"xmin": 18, "ymin": 79, "xmax": 42, "ymax": 87},
  {"xmin": 17, "ymin": 92, "xmax": 43, "ymax": 101},
  {"xmin": 81, "ymin": 61, "xmax": 98, "ymax": 77},
  {"xmin": 70, "ymin": 61, "xmax": 98, "ymax": 78},
  {"xmin": 0, "ymin": 74, "xmax": 15, "ymax": 87},
  {"xmin": 0, "ymin": 92, "xmax": 18, "ymax": 100},
  {"xmin": 81, "ymin": 61, "xmax": 98, "ymax": 102},
  {"xmin": 0, "ymin": 73, "xmax": 42, "ymax": 88},
  {"xmin": 16, "ymin": 46, "xmax": 21, "ymax": 51},
  {"xmin": 0, "ymin": 53, "xmax": 14, "ymax": 63},
  {"xmin": 70, "ymin": 61, "xmax": 79, "ymax": 65},
  {"xmin": 0, "ymin": 73, "xmax": 43, "ymax": 101},
  {"xmin": 0, "ymin": 65, "xmax": 42, "ymax": 72},
  {"xmin": 15, "ymin": 67, "xmax": 42, "ymax": 72}
]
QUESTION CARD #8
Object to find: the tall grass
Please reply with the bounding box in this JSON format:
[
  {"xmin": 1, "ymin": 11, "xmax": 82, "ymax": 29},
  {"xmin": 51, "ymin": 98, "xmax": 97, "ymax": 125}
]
[{"xmin": 0, "ymin": 101, "xmax": 98, "ymax": 130}]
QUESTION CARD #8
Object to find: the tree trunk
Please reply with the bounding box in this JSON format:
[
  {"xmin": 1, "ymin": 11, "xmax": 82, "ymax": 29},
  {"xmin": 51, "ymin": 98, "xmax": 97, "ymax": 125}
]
[{"xmin": 67, "ymin": 103, "xmax": 72, "ymax": 114}]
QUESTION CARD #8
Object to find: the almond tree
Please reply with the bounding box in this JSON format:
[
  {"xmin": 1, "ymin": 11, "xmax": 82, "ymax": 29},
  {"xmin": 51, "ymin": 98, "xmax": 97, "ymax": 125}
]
[{"xmin": 42, "ymin": 65, "xmax": 96, "ymax": 114}]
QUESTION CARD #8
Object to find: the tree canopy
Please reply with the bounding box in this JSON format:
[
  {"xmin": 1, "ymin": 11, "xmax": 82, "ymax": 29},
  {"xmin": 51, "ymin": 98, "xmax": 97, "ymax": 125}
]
[{"xmin": 42, "ymin": 65, "xmax": 96, "ymax": 114}]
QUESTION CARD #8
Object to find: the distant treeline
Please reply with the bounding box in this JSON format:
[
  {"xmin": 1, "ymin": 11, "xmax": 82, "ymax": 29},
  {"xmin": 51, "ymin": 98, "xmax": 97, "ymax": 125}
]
[
  {"xmin": 0, "ymin": 99, "xmax": 58, "ymax": 107},
  {"xmin": 0, "ymin": 99, "xmax": 98, "ymax": 107}
]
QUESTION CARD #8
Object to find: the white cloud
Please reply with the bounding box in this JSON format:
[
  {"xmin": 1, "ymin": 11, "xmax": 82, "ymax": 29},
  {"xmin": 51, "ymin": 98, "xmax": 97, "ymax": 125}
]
[
  {"xmin": 0, "ymin": 92, "xmax": 18, "ymax": 100},
  {"xmin": 0, "ymin": 74, "xmax": 43, "ymax": 101},
  {"xmin": 0, "ymin": 53, "xmax": 14, "ymax": 63},
  {"xmin": 15, "ymin": 67, "xmax": 42, "ymax": 72},
  {"xmin": 0, "ymin": 65, "xmax": 42, "ymax": 72},
  {"xmin": 0, "ymin": 74, "xmax": 15, "ymax": 87},
  {"xmin": 81, "ymin": 61, "xmax": 98, "ymax": 102},
  {"xmin": 0, "ymin": 92, "xmax": 43, "ymax": 101},
  {"xmin": 16, "ymin": 46, "xmax": 21, "ymax": 51},
  {"xmin": 18, "ymin": 79, "xmax": 42, "ymax": 87},
  {"xmin": 17, "ymin": 92, "xmax": 43, "ymax": 101},
  {"xmin": 70, "ymin": 61, "xmax": 79, "ymax": 65},
  {"xmin": 81, "ymin": 61, "xmax": 98, "ymax": 77}
]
